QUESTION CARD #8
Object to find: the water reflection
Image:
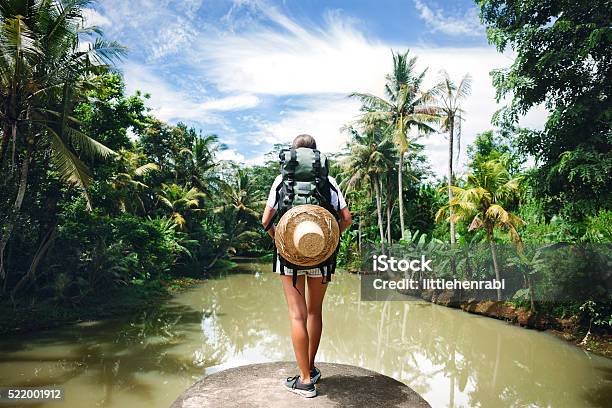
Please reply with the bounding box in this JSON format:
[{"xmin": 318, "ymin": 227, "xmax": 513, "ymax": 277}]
[{"xmin": 0, "ymin": 262, "xmax": 611, "ymax": 408}]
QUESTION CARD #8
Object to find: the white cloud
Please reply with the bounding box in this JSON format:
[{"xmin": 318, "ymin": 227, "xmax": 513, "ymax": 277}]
[
  {"xmin": 150, "ymin": 22, "xmax": 198, "ymax": 59},
  {"xmin": 413, "ymin": 0, "xmax": 483, "ymax": 37},
  {"xmin": 218, "ymin": 148, "xmax": 246, "ymax": 163},
  {"xmin": 191, "ymin": 8, "xmax": 391, "ymax": 95},
  {"xmin": 201, "ymin": 94, "xmax": 260, "ymax": 111},
  {"xmin": 82, "ymin": 8, "xmax": 111, "ymax": 27},
  {"xmin": 186, "ymin": 2, "xmax": 542, "ymax": 175},
  {"xmin": 101, "ymin": 1, "xmax": 545, "ymax": 176},
  {"xmin": 121, "ymin": 62, "xmax": 260, "ymax": 124},
  {"xmin": 251, "ymin": 96, "xmax": 362, "ymax": 154},
  {"xmin": 94, "ymin": 0, "xmax": 203, "ymax": 60}
]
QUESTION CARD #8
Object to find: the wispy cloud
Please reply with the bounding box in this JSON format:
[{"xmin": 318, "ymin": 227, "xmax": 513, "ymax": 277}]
[
  {"xmin": 150, "ymin": 23, "xmax": 198, "ymax": 60},
  {"xmin": 122, "ymin": 62, "xmax": 259, "ymax": 124},
  {"xmin": 250, "ymin": 96, "xmax": 362, "ymax": 152},
  {"xmin": 93, "ymin": 0, "xmax": 544, "ymax": 176},
  {"xmin": 82, "ymin": 8, "xmax": 111, "ymax": 27},
  {"xmin": 185, "ymin": 2, "xmax": 526, "ymax": 174},
  {"xmin": 202, "ymin": 94, "xmax": 260, "ymax": 111},
  {"xmin": 95, "ymin": 0, "xmax": 203, "ymax": 60},
  {"xmin": 413, "ymin": 0, "xmax": 483, "ymax": 37},
  {"xmin": 191, "ymin": 7, "xmax": 390, "ymax": 95}
]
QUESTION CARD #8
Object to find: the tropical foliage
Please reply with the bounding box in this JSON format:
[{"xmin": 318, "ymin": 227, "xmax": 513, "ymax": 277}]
[
  {"xmin": 479, "ymin": 0, "xmax": 611, "ymax": 224},
  {"xmin": 0, "ymin": 1, "xmax": 609, "ymax": 334}
]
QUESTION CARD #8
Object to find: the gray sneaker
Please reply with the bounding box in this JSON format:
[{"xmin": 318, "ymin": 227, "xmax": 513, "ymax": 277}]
[
  {"xmin": 283, "ymin": 375, "xmax": 316, "ymax": 398},
  {"xmin": 310, "ymin": 367, "xmax": 321, "ymax": 384}
]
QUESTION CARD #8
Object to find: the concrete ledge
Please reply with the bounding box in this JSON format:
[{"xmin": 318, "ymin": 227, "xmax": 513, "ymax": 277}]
[{"xmin": 171, "ymin": 361, "xmax": 431, "ymax": 408}]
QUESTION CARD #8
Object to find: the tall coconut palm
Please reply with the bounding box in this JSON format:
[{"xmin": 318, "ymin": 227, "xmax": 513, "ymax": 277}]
[
  {"xmin": 340, "ymin": 126, "xmax": 395, "ymax": 253},
  {"xmin": 436, "ymin": 158, "xmax": 524, "ymax": 300},
  {"xmin": 0, "ymin": 0, "xmax": 125, "ymax": 280},
  {"xmin": 350, "ymin": 50, "xmax": 439, "ymax": 240},
  {"xmin": 384, "ymin": 158, "xmax": 398, "ymax": 245},
  {"xmin": 432, "ymin": 70, "xmax": 472, "ymax": 245}
]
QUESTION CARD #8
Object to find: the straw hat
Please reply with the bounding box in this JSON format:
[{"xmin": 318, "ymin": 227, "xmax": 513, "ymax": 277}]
[{"xmin": 275, "ymin": 204, "xmax": 340, "ymax": 267}]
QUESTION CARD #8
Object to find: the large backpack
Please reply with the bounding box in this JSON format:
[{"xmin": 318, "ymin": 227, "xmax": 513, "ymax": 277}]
[{"xmin": 266, "ymin": 147, "xmax": 340, "ymax": 287}]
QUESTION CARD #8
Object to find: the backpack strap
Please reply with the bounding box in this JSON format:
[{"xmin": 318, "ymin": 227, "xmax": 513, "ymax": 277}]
[
  {"xmin": 313, "ymin": 149, "xmax": 322, "ymax": 186},
  {"xmin": 275, "ymin": 254, "xmax": 305, "ymax": 293},
  {"xmin": 328, "ymin": 182, "xmax": 340, "ymax": 213},
  {"xmin": 321, "ymin": 241, "xmax": 340, "ymax": 284},
  {"xmin": 264, "ymin": 182, "xmax": 284, "ymax": 231},
  {"xmin": 316, "ymin": 181, "xmax": 340, "ymax": 222},
  {"xmin": 328, "ymin": 180, "xmax": 338, "ymax": 195}
]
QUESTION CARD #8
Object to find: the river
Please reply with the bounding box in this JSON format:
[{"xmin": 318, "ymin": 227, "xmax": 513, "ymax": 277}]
[{"xmin": 1, "ymin": 261, "xmax": 611, "ymax": 408}]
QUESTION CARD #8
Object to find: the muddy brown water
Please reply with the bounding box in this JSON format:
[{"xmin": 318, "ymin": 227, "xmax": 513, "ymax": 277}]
[{"xmin": 1, "ymin": 262, "xmax": 611, "ymax": 408}]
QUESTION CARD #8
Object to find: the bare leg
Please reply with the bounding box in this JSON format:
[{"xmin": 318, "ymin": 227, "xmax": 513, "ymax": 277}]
[
  {"xmin": 306, "ymin": 276, "xmax": 328, "ymax": 370},
  {"xmin": 280, "ymin": 275, "xmax": 311, "ymax": 383}
]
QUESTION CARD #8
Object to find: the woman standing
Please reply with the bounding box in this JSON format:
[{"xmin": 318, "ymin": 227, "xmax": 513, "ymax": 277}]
[{"xmin": 261, "ymin": 134, "xmax": 352, "ymax": 398}]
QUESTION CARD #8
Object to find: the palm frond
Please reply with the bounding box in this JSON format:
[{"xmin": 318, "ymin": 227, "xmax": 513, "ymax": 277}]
[
  {"xmin": 435, "ymin": 206, "xmax": 448, "ymax": 223},
  {"xmin": 134, "ymin": 163, "xmax": 159, "ymax": 176},
  {"xmin": 1, "ymin": 15, "xmax": 43, "ymax": 57},
  {"xmin": 65, "ymin": 126, "xmax": 116, "ymax": 159},
  {"xmin": 158, "ymin": 196, "xmax": 173, "ymax": 210},
  {"xmin": 456, "ymin": 73, "xmax": 473, "ymax": 100},
  {"xmin": 47, "ymin": 128, "xmax": 93, "ymax": 209},
  {"xmin": 468, "ymin": 215, "xmax": 483, "ymax": 231},
  {"xmin": 171, "ymin": 212, "xmax": 186, "ymax": 228},
  {"xmin": 349, "ymin": 92, "xmax": 393, "ymax": 111},
  {"xmin": 486, "ymin": 204, "xmax": 510, "ymax": 223},
  {"xmin": 86, "ymin": 38, "xmax": 127, "ymax": 65}
]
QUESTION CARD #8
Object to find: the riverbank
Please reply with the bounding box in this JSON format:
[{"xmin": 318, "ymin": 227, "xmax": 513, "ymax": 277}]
[
  {"xmin": 0, "ymin": 258, "xmax": 249, "ymax": 336},
  {"xmin": 410, "ymin": 287, "xmax": 611, "ymax": 358},
  {"xmin": 0, "ymin": 276, "xmax": 206, "ymax": 336}
]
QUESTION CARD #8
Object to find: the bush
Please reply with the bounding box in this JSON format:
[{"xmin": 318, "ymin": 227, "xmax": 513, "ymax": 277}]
[{"xmin": 37, "ymin": 200, "xmax": 195, "ymax": 302}]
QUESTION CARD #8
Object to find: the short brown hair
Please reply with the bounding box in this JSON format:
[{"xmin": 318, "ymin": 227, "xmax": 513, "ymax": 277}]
[{"xmin": 292, "ymin": 134, "xmax": 317, "ymax": 149}]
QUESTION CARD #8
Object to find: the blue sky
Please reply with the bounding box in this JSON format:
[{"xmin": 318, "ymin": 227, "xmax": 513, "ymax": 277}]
[{"xmin": 85, "ymin": 0, "xmax": 545, "ymax": 176}]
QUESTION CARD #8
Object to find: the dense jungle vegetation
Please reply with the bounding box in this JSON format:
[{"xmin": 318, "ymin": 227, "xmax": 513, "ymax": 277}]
[{"xmin": 0, "ymin": 0, "xmax": 610, "ymax": 334}]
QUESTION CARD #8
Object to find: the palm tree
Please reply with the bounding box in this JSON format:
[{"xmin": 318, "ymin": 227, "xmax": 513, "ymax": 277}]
[
  {"xmin": 209, "ymin": 168, "xmax": 262, "ymax": 268},
  {"xmin": 384, "ymin": 167, "xmax": 396, "ymax": 246},
  {"xmin": 158, "ymin": 184, "xmax": 206, "ymax": 229},
  {"xmin": 340, "ymin": 126, "xmax": 395, "ymax": 253},
  {"xmin": 350, "ymin": 50, "xmax": 439, "ymax": 240},
  {"xmin": 217, "ymin": 167, "xmax": 262, "ymax": 227},
  {"xmin": 0, "ymin": 0, "xmax": 125, "ymax": 280},
  {"xmin": 111, "ymin": 150, "xmax": 159, "ymax": 214},
  {"xmin": 432, "ymin": 70, "xmax": 472, "ymax": 245},
  {"xmin": 179, "ymin": 134, "xmax": 223, "ymax": 197},
  {"xmin": 436, "ymin": 158, "xmax": 524, "ymax": 300}
]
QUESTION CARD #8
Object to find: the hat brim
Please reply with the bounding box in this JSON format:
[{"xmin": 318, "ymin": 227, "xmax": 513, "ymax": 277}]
[{"xmin": 275, "ymin": 204, "xmax": 339, "ymax": 267}]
